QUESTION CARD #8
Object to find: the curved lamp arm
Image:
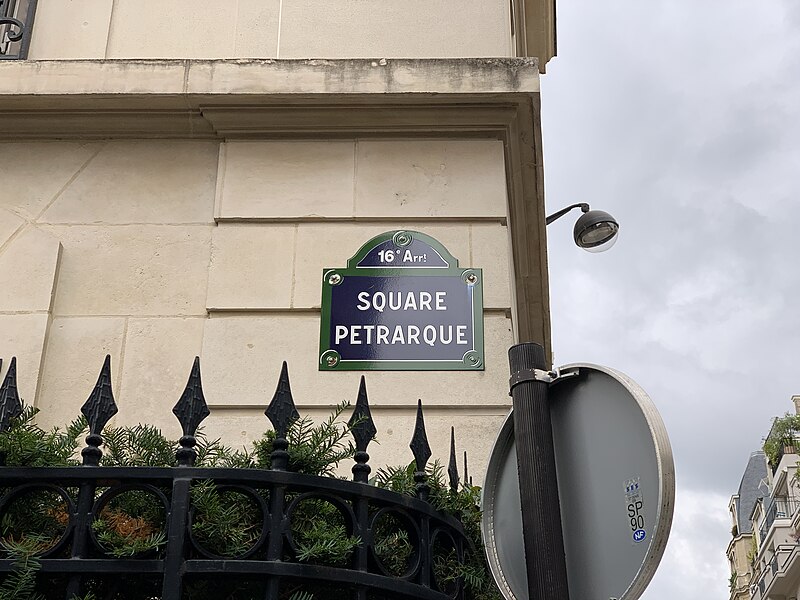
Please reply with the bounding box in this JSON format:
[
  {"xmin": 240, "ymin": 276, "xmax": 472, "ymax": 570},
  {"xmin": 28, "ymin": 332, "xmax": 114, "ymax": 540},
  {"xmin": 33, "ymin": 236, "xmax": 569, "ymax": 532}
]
[{"xmin": 545, "ymin": 203, "xmax": 590, "ymax": 226}]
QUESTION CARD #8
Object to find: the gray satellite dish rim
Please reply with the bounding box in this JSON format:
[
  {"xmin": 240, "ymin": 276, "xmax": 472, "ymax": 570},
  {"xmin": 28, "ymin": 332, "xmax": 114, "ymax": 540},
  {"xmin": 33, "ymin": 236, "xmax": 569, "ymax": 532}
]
[{"xmin": 481, "ymin": 362, "xmax": 676, "ymax": 600}]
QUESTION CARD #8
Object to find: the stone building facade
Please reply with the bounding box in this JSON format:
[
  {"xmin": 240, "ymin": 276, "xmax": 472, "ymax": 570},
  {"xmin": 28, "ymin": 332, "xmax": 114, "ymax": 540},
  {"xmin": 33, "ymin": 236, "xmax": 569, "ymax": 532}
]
[
  {"xmin": 729, "ymin": 397, "xmax": 800, "ymax": 600},
  {"xmin": 1, "ymin": 1, "xmax": 556, "ymax": 481},
  {"xmin": 728, "ymin": 451, "xmax": 769, "ymax": 600}
]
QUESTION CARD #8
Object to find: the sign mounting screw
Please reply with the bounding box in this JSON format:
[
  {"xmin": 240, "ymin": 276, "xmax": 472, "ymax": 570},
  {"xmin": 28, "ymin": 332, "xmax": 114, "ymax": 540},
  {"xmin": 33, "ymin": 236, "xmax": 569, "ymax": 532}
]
[
  {"xmin": 392, "ymin": 231, "xmax": 413, "ymax": 247},
  {"xmin": 328, "ymin": 273, "xmax": 342, "ymax": 286}
]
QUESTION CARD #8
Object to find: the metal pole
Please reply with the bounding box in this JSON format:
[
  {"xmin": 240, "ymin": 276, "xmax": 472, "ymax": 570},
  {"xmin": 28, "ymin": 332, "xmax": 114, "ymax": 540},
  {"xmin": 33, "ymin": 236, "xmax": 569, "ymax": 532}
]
[{"xmin": 508, "ymin": 342, "xmax": 570, "ymax": 600}]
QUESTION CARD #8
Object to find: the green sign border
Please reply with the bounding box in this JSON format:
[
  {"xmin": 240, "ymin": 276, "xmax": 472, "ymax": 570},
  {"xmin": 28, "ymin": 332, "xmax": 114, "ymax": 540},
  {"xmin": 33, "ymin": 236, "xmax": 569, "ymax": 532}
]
[{"xmin": 319, "ymin": 230, "xmax": 485, "ymax": 371}]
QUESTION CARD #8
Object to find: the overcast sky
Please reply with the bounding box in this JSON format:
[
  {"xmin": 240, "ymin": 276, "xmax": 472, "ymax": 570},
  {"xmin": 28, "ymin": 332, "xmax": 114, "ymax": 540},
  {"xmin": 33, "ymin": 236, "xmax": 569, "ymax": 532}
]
[{"xmin": 541, "ymin": 1, "xmax": 800, "ymax": 598}]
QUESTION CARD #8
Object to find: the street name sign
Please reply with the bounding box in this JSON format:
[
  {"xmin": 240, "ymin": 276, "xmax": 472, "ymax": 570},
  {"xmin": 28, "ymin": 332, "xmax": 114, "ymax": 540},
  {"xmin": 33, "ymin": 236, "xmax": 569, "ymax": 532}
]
[
  {"xmin": 482, "ymin": 364, "xmax": 675, "ymax": 600},
  {"xmin": 319, "ymin": 230, "xmax": 484, "ymax": 371}
]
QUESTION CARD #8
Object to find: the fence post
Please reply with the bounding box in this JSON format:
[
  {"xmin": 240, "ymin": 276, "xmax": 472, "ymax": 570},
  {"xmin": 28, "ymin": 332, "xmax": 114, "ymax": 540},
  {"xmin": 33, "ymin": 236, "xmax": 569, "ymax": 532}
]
[
  {"xmin": 410, "ymin": 400, "xmax": 432, "ymax": 589},
  {"xmin": 162, "ymin": 476, "xmax": 191, "ymax": 600},
  {"xmin": 162, "ymin": 358, "xmax": 211, "ymax": 599},
  {"xmin": 350, "ymin": 376, "xmax": 377, "ymax": 600},
  {"xmin": 66, "ymin": 355, "xmax": 118, "ymax": 599},
  {"xmin": 264, "ymin": 362, "xmax": 299, "ymax": 600}
]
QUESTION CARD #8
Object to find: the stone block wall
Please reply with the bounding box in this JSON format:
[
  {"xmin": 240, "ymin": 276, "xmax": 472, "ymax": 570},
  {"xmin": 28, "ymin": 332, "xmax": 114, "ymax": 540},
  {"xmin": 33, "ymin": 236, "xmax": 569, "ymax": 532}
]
[
  {"xmin": 27, "ymin": 0, "xmax": 513, "ymax": 60},
  {"xmin": 0, "ymin": 137, "xmax": 514, "ymax": 480}
]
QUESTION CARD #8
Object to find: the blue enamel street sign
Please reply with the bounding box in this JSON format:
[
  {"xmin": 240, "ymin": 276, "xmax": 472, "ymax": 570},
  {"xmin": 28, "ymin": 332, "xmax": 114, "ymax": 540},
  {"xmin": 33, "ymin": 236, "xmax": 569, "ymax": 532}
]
[{"xmin": 319, "ymin": 230, "xmax": 484, "ymax": 371}]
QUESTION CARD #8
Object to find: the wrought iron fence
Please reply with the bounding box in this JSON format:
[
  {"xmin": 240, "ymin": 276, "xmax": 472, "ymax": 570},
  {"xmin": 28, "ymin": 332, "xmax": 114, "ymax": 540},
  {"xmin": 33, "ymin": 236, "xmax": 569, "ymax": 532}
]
[
  {"xmin": 0, "ymin": 0, "xmax": 36, "ymax": 59},
  {"xmin": 0, "ymin": 356, "xmax": 474, "ymax": 600}
]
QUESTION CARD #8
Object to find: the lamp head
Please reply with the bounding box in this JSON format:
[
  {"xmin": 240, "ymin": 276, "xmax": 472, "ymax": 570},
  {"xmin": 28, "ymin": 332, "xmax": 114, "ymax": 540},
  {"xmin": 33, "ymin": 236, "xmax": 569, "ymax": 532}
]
[{"xmin": 573, "ymin": 210, "xmax": 619, "ymax": 253}]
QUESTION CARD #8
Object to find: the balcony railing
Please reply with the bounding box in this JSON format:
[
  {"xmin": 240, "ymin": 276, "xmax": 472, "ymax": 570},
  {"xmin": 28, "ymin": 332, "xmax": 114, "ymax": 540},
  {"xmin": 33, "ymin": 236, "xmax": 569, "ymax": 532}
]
[
  {"xmin": 0, "ymin": 0, "xmax": 36, "ymax": 59},
  {"xmin": 750, "ymin": 546, "xmax": 799, "ymax": 600},
  {"xmin": 751, "ymin": 559, "xmax": 771, "ymax": 600},
  {"xmin": 759, "ymin": 497, "xmax": 800, "ymax": 542},
  {"xmin": 0, "ymin": 356, "xmax": 477, "ymax": 600}
]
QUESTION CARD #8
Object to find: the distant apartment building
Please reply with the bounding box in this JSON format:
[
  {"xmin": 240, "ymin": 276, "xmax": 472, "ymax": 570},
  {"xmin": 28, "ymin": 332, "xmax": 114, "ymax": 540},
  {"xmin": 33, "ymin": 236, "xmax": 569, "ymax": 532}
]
[
  {"xmin": 729, "ymin": 397, "xmax": 800, "ymax": 600},
  {"xmin": 728, "ymin": 451, "xmax": 769, "ymax": 600}
]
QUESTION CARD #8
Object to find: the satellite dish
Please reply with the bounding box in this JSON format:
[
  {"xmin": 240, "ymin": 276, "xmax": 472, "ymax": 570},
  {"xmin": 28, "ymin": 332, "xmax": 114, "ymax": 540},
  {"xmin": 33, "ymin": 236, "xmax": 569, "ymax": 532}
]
[{"xmin": 482, "ymin": 363, "xmax": 675, "ymax": 600}]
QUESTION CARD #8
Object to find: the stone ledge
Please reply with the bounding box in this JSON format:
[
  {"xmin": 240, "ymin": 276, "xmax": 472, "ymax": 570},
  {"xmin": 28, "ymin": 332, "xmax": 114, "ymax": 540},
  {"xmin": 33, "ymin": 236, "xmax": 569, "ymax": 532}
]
[
  {"xmin": 0, "ymin": 57, "xmax": 539, "ymax": 99},
  {"xmin": 0, "ymin": 58, "xmax": 540, "ymax": 140}
]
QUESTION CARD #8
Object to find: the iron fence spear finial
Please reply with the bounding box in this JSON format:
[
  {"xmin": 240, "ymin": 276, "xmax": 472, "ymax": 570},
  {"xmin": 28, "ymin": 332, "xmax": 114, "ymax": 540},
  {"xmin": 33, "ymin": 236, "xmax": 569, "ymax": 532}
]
[
  {"xmin": 266, "ymin": 361, "xmax": 299, "ymax": 471},
  {"xmin": 410, "ymin": 399, "xmax": 432, "ymax": 501},
  {"xmin": 0, "ymin": 357, "xmax": 23, "ymax": 466},
  {"xmin": 80, "ymin": 355, "xmax": 118, "ymax": 466},
  {"xmin": 349, "ymin": 375, "xmax": 377, "ymax": 483},
  {"xmin": 173, "ymin": 357, "xmax": 210, "ymax": 466},
  {"xmin": 448, "ymin": 426, "xmax": 459, "ymax": 493},
  {"xmin": 0, "ymin": 357, "xmax": 22, "ymax": 434}
]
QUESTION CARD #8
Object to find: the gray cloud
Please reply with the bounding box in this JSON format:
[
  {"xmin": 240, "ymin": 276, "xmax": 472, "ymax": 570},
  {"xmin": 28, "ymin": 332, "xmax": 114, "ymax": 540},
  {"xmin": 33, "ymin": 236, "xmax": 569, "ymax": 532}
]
[
  {"xmin": 646, "ymin": 489, "xmax": 732, "ymax": 599},
  {"xmin": 540, "ymin": 1, "xmax": 800, "ymax": 598}
]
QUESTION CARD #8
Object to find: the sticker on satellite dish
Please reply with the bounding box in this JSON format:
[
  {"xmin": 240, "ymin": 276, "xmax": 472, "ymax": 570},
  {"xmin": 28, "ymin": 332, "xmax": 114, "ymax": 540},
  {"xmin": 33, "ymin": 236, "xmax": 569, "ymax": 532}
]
[{"xmin": 625, "ymin": 477, "xmax": 647, "ymax": 544}]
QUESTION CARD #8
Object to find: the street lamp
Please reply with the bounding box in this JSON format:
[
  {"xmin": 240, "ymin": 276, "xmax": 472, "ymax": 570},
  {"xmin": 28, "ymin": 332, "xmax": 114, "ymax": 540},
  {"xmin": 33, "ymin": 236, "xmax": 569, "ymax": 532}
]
[{"xmin": 546, "ymin": 203, "xmax": 620, "ymax": 252}]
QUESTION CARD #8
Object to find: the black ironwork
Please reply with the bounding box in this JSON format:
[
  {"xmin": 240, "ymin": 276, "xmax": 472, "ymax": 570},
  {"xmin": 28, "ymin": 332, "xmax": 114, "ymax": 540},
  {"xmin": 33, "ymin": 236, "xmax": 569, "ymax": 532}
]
[
  {"xmin": 463, "ymin": 451, "xmax": 470, "ymax": 486},
  {"xmin": 0, "ymin": 360, "xmax": 471, "ymax": 600},
  {"xmin": 349, "ymin": 375, "xmax": 376, "ymax": 483},
  {"xmin": 759, "ymin": 497, "xmax": 800, "ymax": 541},
  {"xmin": 0, "ymin": 356, "xmax": 22, "ymax": 467},
  {"xmin": 546, "ymin": 202, "xmax": 589, "ymax": 226},
  {"xmin": 410, "ymin": 399, "xmax": 432, "ymax": 502},
  {"xmin": 172, "ymin": 356, "xmax": 209, "ymax": 467},
  {"xmin": 0, "ymin": 356, "xmax": 22, "ymax": 433},
  {"xmin": 265, "ymin": 361, "xmax": 300, "ymax": 471},
  {"xmin": 448, "ymin": 426, "xmax": 458, "ymax": 493},
  {"xmin": 0, "ymin": 0, "xmax": 37, "ymax": 60},
  {"xmin": 80, "ymin": 355, "xmax": 118, "ymax": 466}
]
